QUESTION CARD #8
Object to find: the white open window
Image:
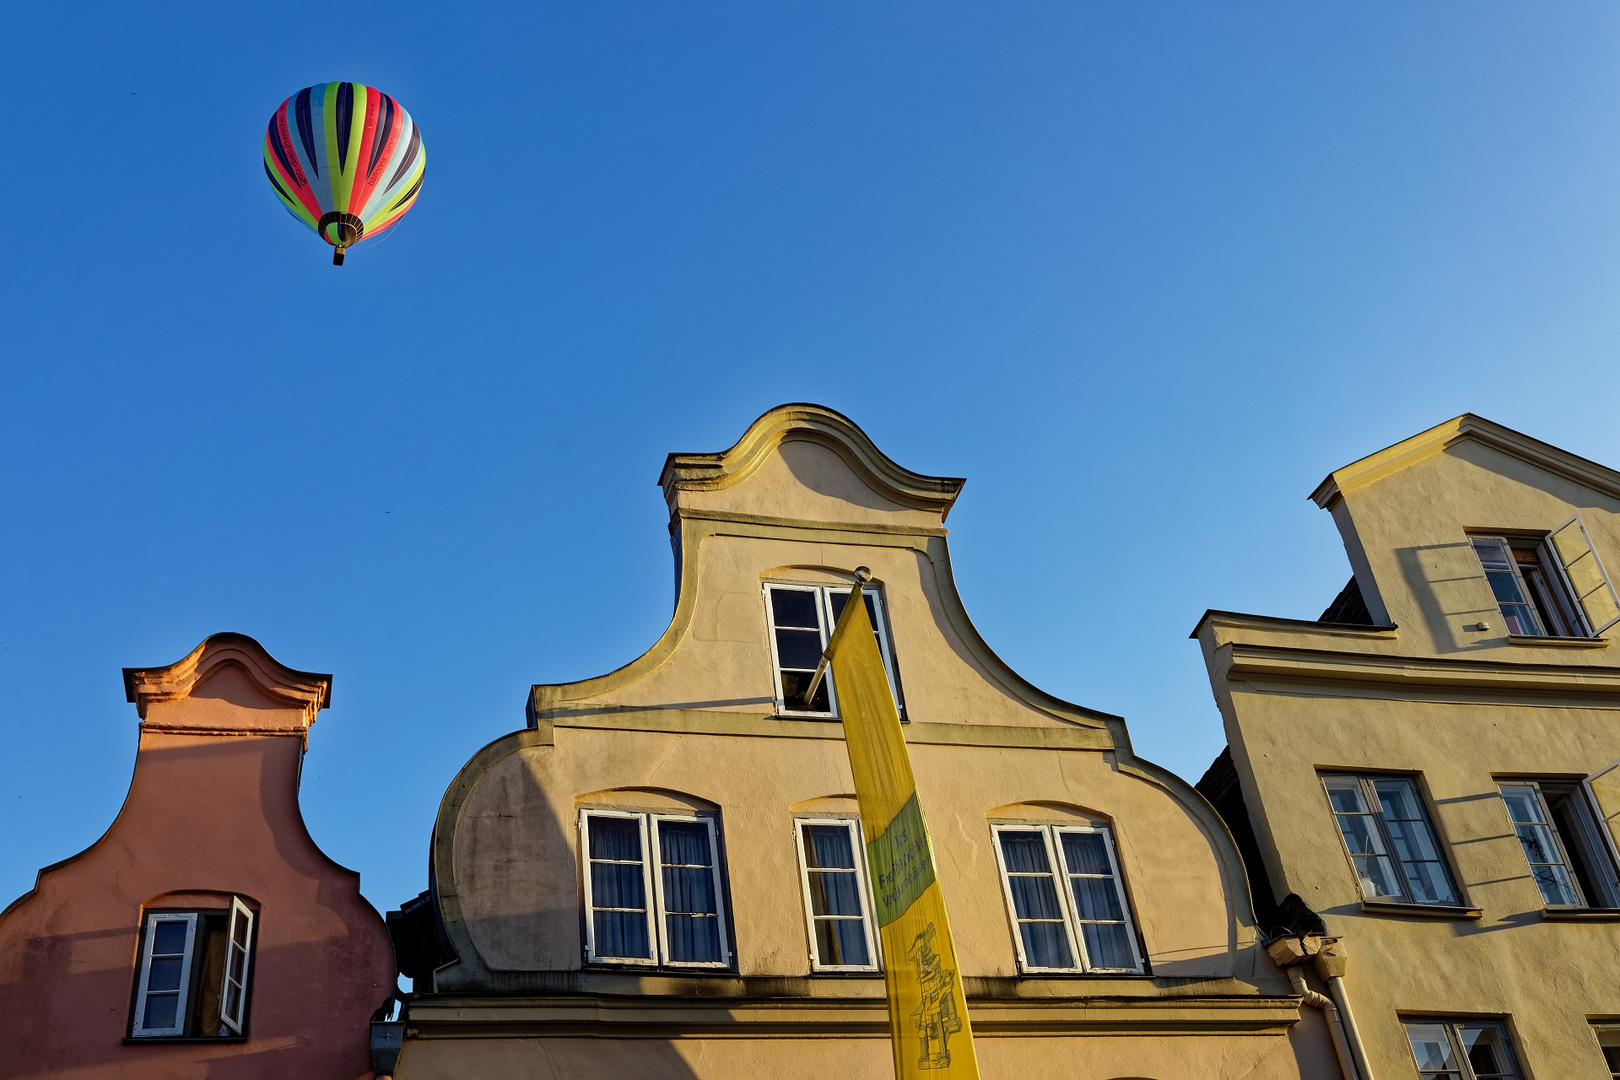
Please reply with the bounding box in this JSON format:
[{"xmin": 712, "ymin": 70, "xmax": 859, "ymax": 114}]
[
  {"xmin": 581, "ymin": 809, "xmax": 730, "ymax": 968},
  {"xmin": 219, "ymin": 897, "xmax": 255, "ymax": 1034},
  {"xmin": 990, "ymin": 822, "xmax": 1142, "ymax": 974},
  {"xmin": 1499, "ymin": 780, "xmax": 1620, "ymax": 910},
  {"xmin": 130, "ymin": 898, "xmax": 255, "ymax": 1039},
  {"xmin": 1321, "ymin": 773, "xmax": 1459, "ymax": 906},
  {"xmin": 794, "ymin": 818, "xmax": 880, "ymax": 972},
  {"xmin": 1471, "ymin": 519, "xmax": 1620, "ymax": 638},
  {"xmin": 132, "ymin": 913, "xmax": 197, "ymax": 1037},
  {"xmin": 763, "ymin": 582, "xmax": 902, "ymax": 719}
]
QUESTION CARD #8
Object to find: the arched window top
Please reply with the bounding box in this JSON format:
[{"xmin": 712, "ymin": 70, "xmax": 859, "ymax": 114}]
[
  {"xmin": 574, "ymin": 787, "xmax": 718, "ymax": 814},
  {"xmin": 986, "ymin": 800, "xmax": 1109, "ymax": 826}
]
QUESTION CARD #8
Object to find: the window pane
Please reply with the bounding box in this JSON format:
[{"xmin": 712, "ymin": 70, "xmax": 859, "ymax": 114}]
[
  {"xmin": 775, "ymin": 628, "xmax": 826, "ymax": 671},
  {"xmin": 1457, "ymin": 1023, "xmax": 1519, "ymax": 1078},
  {"xmin": 1059, "ymin": 832, "xmax": 1111, "ymax": 876},
  {"xmin": 1501, "ymin": 785, "xmax": 1583, "ymax": 906},
  {"xmin": 780, "ymin": 669, "xmax": 831, "ymax": 712},
  {"xmin": 808, "ymin": 869, "xmax": 863, "ymax": 917},
  {"xmin": 814, "ymin": 918, "xmax": 870, "ymax": 967},
  {"xmin": 665, "ymin": 914, "xmax": 722, "ymax": 963},
  {"xmin": 593, "ymin": 910, "xmax": 650, "ymax": 959},
  {"xmin": 146, "ymin": 957, "xmax": 183, "ymax": 993},
  {"xmin": 1069, "ymin": 875, "xmax": 1125, "ymax": 922},
  {"xmin": 152, "ymin": 921, "xmax": 188, "ymax": 955},
  {"xmin": 770, "ymin": 589, "xmax": 820, "ymax": 629},
  {"xmin": 1405, "ymin": 1023, "xmax": 1459, "ymax": 1071},
  {"xmin": 590, "ymin": 862, "xmax": 646, "ymax": 909},
  {"xmin": 658, "ymin": 820, "xmax": 712, "ymax": 867},
  {"xmin": 588, "ymin": 817, "xmax": 643, "ymax": 861},
  {"xmin": 803, "ymin": 824, "xmax": 857, "ymax": 870},
  {"xmin": 998, "ymin": 831, "xmax": 1052, "ymax": 874},
  {"xmin": 662, "ymin": 866, "xmax": 717, "ymax": 914},
  {"xmin": 1080, "ymin": 921, "xmax": 1135, "ymax": 970},
  {"xmin": 1008, "ymin": 875, "xmax": 1065, "ymax": 921},
  {"xmin": 142, "ymin": 993, "xmax": 179, "ymax": 1031},
  {"xmin": 1018, "ymin": 921, "xmax": 1073, "ymax": 969}
]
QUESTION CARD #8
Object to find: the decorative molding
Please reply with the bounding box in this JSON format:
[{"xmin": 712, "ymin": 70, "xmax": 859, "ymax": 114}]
[
  {"xmin": 1191, "ymin": 609, "xmax": 1399, "ymax": 642},
  {"xmin": 1310, "ymin": 413, "xmax": 1620, "ymax": 509},
  {"xmin": 122, "ymin": 632, "xmax": 331, "ymax": 726},
  {"xmin": 1220, "ymin": 642, "xmax": 1620, "ymax": 702},
  {"xmin": 659, "ymin": 403, "xmax": 965, "ymax": 520},
  {"xmin": 404, "ymin": 989, "xmax": 1304, "ymax": 1040}
]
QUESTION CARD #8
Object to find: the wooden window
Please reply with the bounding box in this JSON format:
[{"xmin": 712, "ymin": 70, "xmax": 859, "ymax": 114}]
[
  {"xmin": 1499, "ymin": 781, "xmax": 1620, "ymax": 909},
  {"xmin": 1471, "ymin": 521, "xmax": 1620, "ymax": 638},
  {"xmin": 1403, "ymin": 1019, "xmax": 1524, "ymax": 1080},
  {"xmin": 794, "ymin": 818, "xmax": 879, "ymax": 972},
  {"xmin": 763, "ymin": 583, "xmax": 902, "ymax": 718},
  {"xmin": 130, "ymin": 900, "xmax": 255, "ymax": 1039},
  {"xmin": 580, "ymin": 810, "xmax": 730, "ymax": 968},
  {"xmin": 1321, "ymin": 774, "xmax": 1458, "ymax": 906},
  {"xmin": 990, "ymin": 822, "xmax": 1142, "ymax": 974}
]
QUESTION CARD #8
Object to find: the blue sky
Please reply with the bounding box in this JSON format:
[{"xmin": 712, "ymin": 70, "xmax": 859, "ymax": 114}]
[{"xmin": 7, "ymin": 2, "xmax": 1620, "ymax": 922}]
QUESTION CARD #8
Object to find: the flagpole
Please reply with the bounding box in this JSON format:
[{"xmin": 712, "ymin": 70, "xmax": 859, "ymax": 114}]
[{"xmin": 802, "ymin": 566, "xmax": 871, "ymax": 708}]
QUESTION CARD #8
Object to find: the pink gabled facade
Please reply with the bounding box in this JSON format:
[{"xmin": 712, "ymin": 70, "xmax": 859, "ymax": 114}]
[{"xmin": 0, "ymin": 634, "xmax": 396, "ymax": 1079}]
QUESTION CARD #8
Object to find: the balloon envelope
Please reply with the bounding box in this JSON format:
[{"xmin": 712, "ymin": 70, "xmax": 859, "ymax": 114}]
[{"xmin": 263, "ymin": 82, "xmax": 425, "ymax": 264}]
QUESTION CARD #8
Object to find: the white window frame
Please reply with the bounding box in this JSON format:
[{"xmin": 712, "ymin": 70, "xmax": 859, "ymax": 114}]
[
  {"xmin": 580, "ymin": 809, "xmax": 731, "ymax": 969},
  {"xmin": 989, "ymin": 821, "xmax": 1143, "ymax": 975},
  {"xmin": 1402, "ymin": 1018, "xmax": 1525, "ymax": 1080},
  {"xmin": 793, "ymin": 817, "xmax": 881, "ymax": 973},
  {"xmin": 219, "ymin": 897, "xmax": 254, "ymax": 1034},
  {"xmin": 1498, "ymin": 779, "xmax": 1620, "ymax": 910},
  {"xmin": 1321, "ymin": 773, "xmax": 1460, "ymax": 906},
  {"xmin": 762, "ymin": 582, "xmax": 903, "ymax": 719},
  {"xmin": 131, "ymin": 912, "xmax": 198, "ymax": 1037}
]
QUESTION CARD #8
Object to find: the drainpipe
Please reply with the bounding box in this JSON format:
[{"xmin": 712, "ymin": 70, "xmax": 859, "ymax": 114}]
[
  {"xmin": 1314, "ymin": 939, "xmax": 1376, "ymax": 1080},
  {"xmin": 1266, "ymin": 936, "xmax": 1361, "ymax": 1080}
]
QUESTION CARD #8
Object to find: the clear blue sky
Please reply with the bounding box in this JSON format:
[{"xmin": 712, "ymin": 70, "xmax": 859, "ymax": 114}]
[{"xmin": 7, "ymin": 2, "xmax": 1620, "ymax": 922}]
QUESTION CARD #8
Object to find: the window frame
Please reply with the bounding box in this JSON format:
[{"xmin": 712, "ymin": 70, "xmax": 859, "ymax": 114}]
[
  {"xmin": 793, "ymin": 816, "xmax": 881, "ymax": 973},
  {"xmin": 218, "ymin": 897, "xmax": 255, "ymax": 1035},
  {"xmin": 1592, "ymin": 1022, "xmax": 1620, "ymax": 1079},
  {"xmin": 1401, "ymin": 1017, "xmax": 1525, "ymax": 1080},
  {"xmin": 1469, "ymin": 524, "xmax": 1620, "ymax": 639},
  {"xmin": 1497, "ymin": 778, "xmax": 1620, "ymax": 910},
  {"xmin": 762, "ymin": 582, "xmax": 903, "ymax": 720},
  {"xmin": 1320, "ymin": 772, "xmax": 1461, "ymax": 907},
  {"xmin": 989, "ymin": 820, "xmax": 1144, "ymax": 975},
  {"xmin": 579, "ymin": 808, "xmax": 732, "ymax": 970},
  {"xmin": 131, "ymin": 912, "xmax": 199, "ymax": 1038}
]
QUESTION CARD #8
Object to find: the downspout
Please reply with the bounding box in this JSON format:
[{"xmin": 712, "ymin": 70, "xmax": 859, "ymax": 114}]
[
  {"xmin": 1266, "ymin": 936, "xmax": 1362, "ymax": 1080},
  {"xmin": 1316, "ymin": 940, "xmax": 1377, "ymax": 1080}
]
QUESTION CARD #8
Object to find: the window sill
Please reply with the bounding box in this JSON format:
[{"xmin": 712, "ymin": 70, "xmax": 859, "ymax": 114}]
[
  {"xmin": 1359, "ymin": 900, "xmax": 1483, "ymax": 920},
  {"xmin": 124, "ymin": 1035, "xmax": 247, "ymax": 1045},
  {"xmin": 1541, "ymin": 907, "xmax": 1620, "ymax": 921},
  {"xmin": 1505, "ymin": 635, "xmax": 1609, "ymax": 648}
]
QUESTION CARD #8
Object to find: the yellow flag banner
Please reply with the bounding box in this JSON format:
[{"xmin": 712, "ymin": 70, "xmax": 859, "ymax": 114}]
[{"xmin": 823, "ymin": 583, "xmax": 980, "ymax": 1080}]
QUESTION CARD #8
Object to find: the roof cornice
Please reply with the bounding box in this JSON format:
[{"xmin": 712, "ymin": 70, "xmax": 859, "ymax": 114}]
[
  {"xmin": 123, "ymin": 632, "xmax": 332, "ymax": 725},
  {"xmin": 659, "ymin": 403, "xmax": 965, "ymax": 521},
  {"xmin": 1309, "ymin": 413, "xmax": 1620, "ymax": 509}
]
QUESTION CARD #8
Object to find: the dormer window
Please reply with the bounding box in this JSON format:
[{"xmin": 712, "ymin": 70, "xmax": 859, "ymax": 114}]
[
  {"xmin": 130, "ymin": 897, "xmax": 255, "ymax": 1039},
  {"xmin": 1470, "ymin": 520, "xmax": 1620, "ymax": 638},
  {"xmin": 764, "ymin": 583, "xmax": 903, "ymax": 718}
]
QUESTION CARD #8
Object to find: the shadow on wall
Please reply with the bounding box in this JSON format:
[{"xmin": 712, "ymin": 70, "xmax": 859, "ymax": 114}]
[{"xmin": 1395, "ymin": 544, "xmax": 1496, "ymax": 655}]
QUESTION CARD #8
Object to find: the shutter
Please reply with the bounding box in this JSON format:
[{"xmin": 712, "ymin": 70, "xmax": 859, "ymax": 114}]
[
  {"xmin": 1549, "ymin": 517, "xmax": 1620, "ymax": 634},
  {"xmin": 218, "ymin": 897, "xmax": 254, "ymax": 1034}
]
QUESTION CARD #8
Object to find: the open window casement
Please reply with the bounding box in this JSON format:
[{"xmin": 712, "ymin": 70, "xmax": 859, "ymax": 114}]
[
  {"xmin": 1586, "ymin": 761, "xmax": 1620, "ymax": 882},
  {"xmin": 1549, "ymin": 517, "xmax": 1620, "ymax": 635},
  {"xmin": 132, "ymin": 913, "xmax": 198, "ymax": 1036},
  {"xmin": 218, "ymin": 896, "xmax": 254, "ymax": 1034}
]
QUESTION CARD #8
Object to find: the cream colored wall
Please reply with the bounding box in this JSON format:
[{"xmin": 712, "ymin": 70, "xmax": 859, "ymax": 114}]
[
  {"xmin": 396, "ymin": 1027, "xmax": 1336, "ymax": 1080},
  {"xmin": 1205, "ymin": 431, "xmax": 1620, "ymax": 1080},
  {"xmin": 451, "ymin": 724, "xmax": 1242, "ymax": 981},
  {"xmin": 1332, "ymin": 439, "xmax": 1620, "ymax": 664}
]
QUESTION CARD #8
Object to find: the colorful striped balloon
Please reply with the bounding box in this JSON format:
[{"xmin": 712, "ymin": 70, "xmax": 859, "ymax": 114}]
[{"xmin": 263, "ymin": 82, "xmax": 426, "ymax": 265}]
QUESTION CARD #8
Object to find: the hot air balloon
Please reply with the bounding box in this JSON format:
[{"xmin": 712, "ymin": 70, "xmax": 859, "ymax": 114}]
[{"xmin": 263, "ymin": 82, "xmax": 425, "ymax": 265}]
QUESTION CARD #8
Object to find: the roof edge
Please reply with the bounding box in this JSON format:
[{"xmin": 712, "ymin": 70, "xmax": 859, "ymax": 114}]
[
  {"xmin": 659, "ymin": 403, "xmax": 966, "ymax": 521},
  {"xmin": 1310, "ymin": 413, "xmax": 1620, "ymax": 509},
  {"xmin": 122, "ymin": 632, "xmax": 332, "ymax": 724}
]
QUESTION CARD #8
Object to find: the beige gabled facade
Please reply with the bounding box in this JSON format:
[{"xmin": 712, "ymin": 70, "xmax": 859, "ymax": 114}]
[
  {"xmin": 1196, "ymin": 414, "xmax": 1620, "ymax": 1080},
  {"xmin": 392, "ymin": 404, "xmax": 1335, "ymax": 1079}
]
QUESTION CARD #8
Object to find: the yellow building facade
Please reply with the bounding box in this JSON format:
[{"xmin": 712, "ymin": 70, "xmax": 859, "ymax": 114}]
[
  {"xmin": 391, "ymin": 404, "xmax": 1336, "ymax": 1079},
  {"xmin": 1197, "ymin": 415, "xmax": 1620, "ymax": 1080}
]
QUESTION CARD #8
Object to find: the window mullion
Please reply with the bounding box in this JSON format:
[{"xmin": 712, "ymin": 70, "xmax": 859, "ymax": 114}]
[
  {"xmin": 817, "ymin": 588, "xmax": 839, "ymax": 716},
  {"xmin": 705, "ymin": 816, "xmax": 731, "ymax": 966},
  {"xmin": 645, "ymin": 815, "xmax": 665, "ymax": 965},
  {"xmin": 1044, "ymin": 826, "xmax": 1086, "ymax": 971}
]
